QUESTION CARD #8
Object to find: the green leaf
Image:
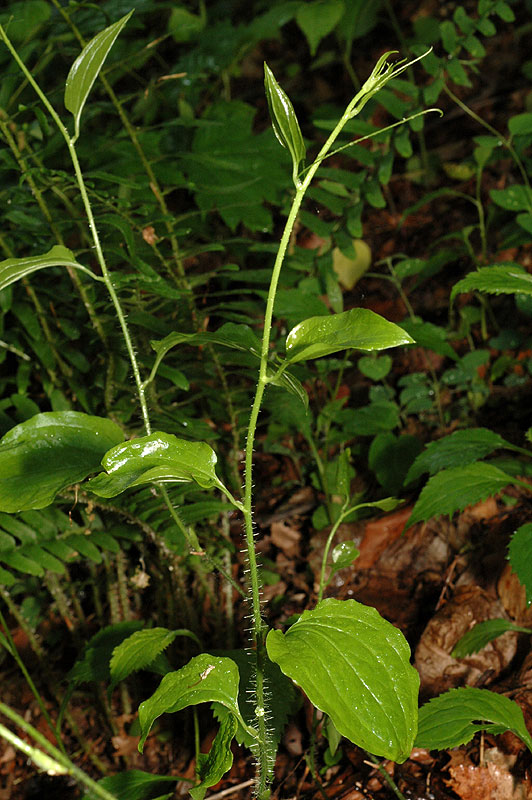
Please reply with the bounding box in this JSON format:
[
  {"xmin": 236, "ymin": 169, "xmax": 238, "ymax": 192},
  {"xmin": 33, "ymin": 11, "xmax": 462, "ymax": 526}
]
[
  {"xmin": 295, "ymin": 0, "xmax": 345, "ymax": 55},
  {"xmin": 138, "ymin": 654, "xmax": 244, "ymax": 751},
  {"xmin": 168, "ymin": 7, "xmax": 205, "ymax": 42},
  {"xmin": 405, "ymin": 428, "xmax": 512, "ymax": 484},
  {"xmin": 285, "ymin": 308, "xmax": 414, "ymax": 364},
  {"xmin": 508, "ymin": 113, "xmax": 532, "ymax": 137},
  {"xmin": 406, "ymin": 463, "xmax": 522, "ymax": 529},
  {"xmin": 397, "ymin": 319, "xmax": 459, "ymax": 361},
  {"xmin": 110, "ymin": 628, "xmax": 201, "ymax": 691},
  {"xmin": 69, "ymin": 621, "xmax": 144, "ymax": 686},
  {"xmin": 416, "ymin": 687, "xmax": 532, "ymax": 753},
  {"xmin": 0, "ymin": 1, "xmax": 51, "ymax": 42},
  {"xmin": 508, "ymin": 523, "xmax": 532, "ymax": 606},
  {"xmin": 490, "ymin": 185, "xmax": 532, "ymax": 212},
  {"xmin": 358, "ymin": 354, "xmax": 392, "ymax": 381},
  {"xmin": 452, "ymin": 619, "xmax": 532, "ymax": 658},
  {"xmin": 264, "ymin": 62, "xmax": 306, "ymax": 188},
  {"xmin": 0, "ymin": 412, "xmax": 124, "ymax": 512},
  {"xmin": 369, "ymin": 433, "xmax": 422, "ymax": 495},
  {"xmin": 266, "ymin": 598, "xmax": 419, "ymax": 762},
  {"xmin": 87, "ymin": 433, "xmax": 225, "ymax": 498},
  {"xmin": 0, "ymin": 245, "xmax": 99, "ymax": 292},
  {"xmin": 149, "ymin": 323, "xmax": 261, "ymax": 385},
  {"xmin": 331, "ymin": 541, "xmax": 359, "ymax": 572},
  {"xmin": 189, "ymin": 715, "xmax": 238, "ymax": 800},
  {"xmin": 64, "ymin": 11, "xmax": 133, "ymax": 141},
  {"xmin": 451, "ymin": 265, "xmax": 532, "ymax": 304},
  {"xmin": 80, "ymin": 770, "xmax": 181, "ymax": 800}
]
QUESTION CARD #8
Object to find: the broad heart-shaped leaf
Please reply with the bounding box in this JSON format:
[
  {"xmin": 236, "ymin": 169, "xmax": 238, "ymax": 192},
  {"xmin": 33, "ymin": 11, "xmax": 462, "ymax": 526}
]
[
  {"xmin": 266, "ymin": 598, "xmax": 419, "ymax": 762},
  {"xmin": 451, "ymin": 264, "xmax": 532, "ymax": 304},
  {"xmin": 416, "ymin": 687, "xmax": 532, "ymax": 753},
  {"xmin": 0, "ymin": 412, "xmax": 124, "ymax": 513},
  {"xmin": 406, "ymin": 463, "xmax": 526, "ymax": 529},
  {"xmin": 405, "ymin": 428, "xmax": 512, "ymax": 485},
  {"xmin": 110, "ymin": 627, "xmax": 201, "ymax": 692},
  {"xmin": 65, "ymin": 11, "xmax": 133, "ymax": 141},
  {"xmin": 452, "ymin": 619, "xmax": 532, "ymax": 659},
  {"xmin": 509, "ymin": 523, "xmax": 532, "ymax": 606},
  {"xmin": 138, "ymin": 654, "xmax": 243, "ymax": 751},
  {"xmin": 86, "ymin": 433, "xmax": 224, "ymax": 498},
  {"xmin": 264, "ymin": 62, "xmax": 306, "ymax": 187},
  {"xmin": 285, "ymin": 308, "xmax": 414, "ymax": 364},
  {"xmin": 80, "ymin": 770, "xmax": 181, "ymax": 800},
  {"xmin": 0, "ymin": 244, "xmax": 99, "ymax": 292},
  {"xmin": 189, "ymin": 715, "xmax": 238, "ymax": 800}
]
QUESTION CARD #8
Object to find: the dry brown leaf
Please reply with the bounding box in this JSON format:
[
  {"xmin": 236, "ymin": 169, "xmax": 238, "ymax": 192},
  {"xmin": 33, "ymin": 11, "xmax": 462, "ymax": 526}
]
[
  {"xmin": 270, "ymin": 520, "xmax": 301, "ymax": 557},
  {"xmin": 111, "ymin": 734, "xmax": 140, "ymax": 757},
  {"xmin": 448, "ymin": 761, "xmax": 527, "ymax": 800}
]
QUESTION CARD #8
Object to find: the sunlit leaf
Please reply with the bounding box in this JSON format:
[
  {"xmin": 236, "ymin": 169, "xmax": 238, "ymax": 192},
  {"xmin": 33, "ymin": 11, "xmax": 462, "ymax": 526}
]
[
  {"xmin": 0, "ymin": 412, "xmax": 124, "ymax": 512},
  {"xmin": 285, "ymin": 308, "xmax": 414, "ymax": 364},
  {"xmin": 65, "ymin": 11, "xmax": 133, "ymax": 141},
  {"xmin": 87, "ymin": 433, "xmax": 226, "ymax": 498},
  {"xmin": 416, "ymin": 687, "xmax": 532, "ymax": 752},
  {"xmin": 266, "ymin": 598, "xmax": 419, "ymax": 762},
  {"xmin": 138, "ymin": 654, "xmax": 244, "ymax": 751},
  {"xmin": 0, "ymin": 245, "xmax": 99, "ymax": 292}
]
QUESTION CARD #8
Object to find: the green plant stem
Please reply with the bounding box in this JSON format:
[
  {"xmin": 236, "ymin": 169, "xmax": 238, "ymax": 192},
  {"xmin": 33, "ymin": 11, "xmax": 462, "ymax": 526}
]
[
  {"xmin": 317, "ymin": 509, "xmax": 348, "ymax": 604},
  {"xmin": 0, "ymin": 26, "xmax": 151, "ymax": 433},
  {"xmin": 366, "ymin": 753, "xmax": 407, "ymax": 800},
  {"xmin": 0, "ymin": 704, "xmax": 118, "ymax": 800}
]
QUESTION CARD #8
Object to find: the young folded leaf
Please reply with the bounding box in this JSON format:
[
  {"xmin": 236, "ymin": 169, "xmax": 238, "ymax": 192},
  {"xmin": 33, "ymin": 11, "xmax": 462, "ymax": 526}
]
[
  {"xmin": 285, "ymin": 308, "xmax": 414, "ymax": 363},
  {"xmin": 189, "ymin": 715, "xmax": 238, "ymax": 800},
  {"xmin": 0, "ymin": 245, "xmax": 100, "ymax": 292},
  {"xmin": 65, "ymin": 11, "xmax": 133, "ymax": 142},
  {"xmin": 264, "ymin": 62, "xmax": 306, "ymax": 188}
]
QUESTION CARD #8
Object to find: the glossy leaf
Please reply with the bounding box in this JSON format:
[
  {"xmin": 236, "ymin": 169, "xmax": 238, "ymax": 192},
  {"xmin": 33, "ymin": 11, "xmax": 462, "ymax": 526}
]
[
  {"xmin": 405, "ymin": 428, "xmax": 511, "ymax": 484},
  {"xmin": 0, "ymin": 245, "xmax": 99, "ymax": 292},
  {"xmin": 451, "ymin": 264, "xmax": 532, "ymax": 304},
  {"xmin": 138, "ymin": 654, "xmax": 244, "ymax": 751},
  {"xmin": 110, "ymin": 627, "xmax": 201, "ymax": 691},
  {"xmin": 0, "ymin": 412, "xmax": 124, "ymax": 512},
  {"xmin": 452, "ymin": 619, "xmax": 532, "ymax": 658},
  {"xmin": 264, "ymin": 62, "xmax": 306, "ymax": 187},
  {"xmin": 80, "ymin": 770, "xmax": 181, "ymax": 800},
  {"xmin": 189, "ymin": 715, "xmax": 238, "ymax": 800},
  {"xmin": 285, "ymin": 308, "xmax": 414, "ymax": 364},
  {"xmin": 406, "ymin": 463, "xmax": 524, "ymax": 529},
  {"xmin": 87, "ymin": 433, "xmax": 226, "ymax": 498},
  {"xmin": 65, "ymin": 11, "xmax": 133, "ymax": 141},
  {"xmin": 266, "ymin": 598, "xmax": 419, "ymax": 762},
  {"xmin": 82, "ymin": 769, "xmax": 181, "ymax": 800},
  {"xmin": 416, "ymin": 687, "xmax": 532, "ymax": 753},
  {"xmin": 509, "ymin": 523, "xmax": 532, "ymax": 606},
  {"xmin": 331, "ymin": 541, "xmax": 359, "ymax": 571}
]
